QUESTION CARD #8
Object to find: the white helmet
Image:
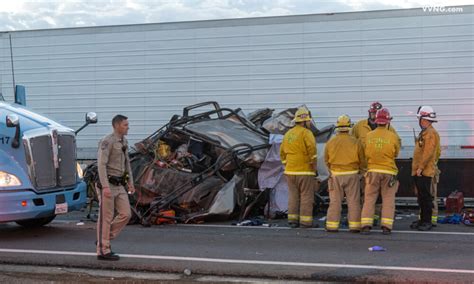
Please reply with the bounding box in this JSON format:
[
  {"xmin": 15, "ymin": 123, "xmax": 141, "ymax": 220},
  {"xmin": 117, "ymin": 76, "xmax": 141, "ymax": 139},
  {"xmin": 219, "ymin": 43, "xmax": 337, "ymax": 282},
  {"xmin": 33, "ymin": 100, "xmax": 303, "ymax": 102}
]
[{"xmin": 416, "ymin": 105, "xmax": 437, "ymax": 122}]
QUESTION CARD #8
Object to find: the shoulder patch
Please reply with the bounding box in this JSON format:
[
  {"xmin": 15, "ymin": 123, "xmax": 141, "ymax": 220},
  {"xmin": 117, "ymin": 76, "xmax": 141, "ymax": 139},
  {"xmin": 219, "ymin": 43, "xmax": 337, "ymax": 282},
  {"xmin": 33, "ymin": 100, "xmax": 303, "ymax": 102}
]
[{"xmin": 101, "ymin": 140, "xmax": 109, "ymax": 150}]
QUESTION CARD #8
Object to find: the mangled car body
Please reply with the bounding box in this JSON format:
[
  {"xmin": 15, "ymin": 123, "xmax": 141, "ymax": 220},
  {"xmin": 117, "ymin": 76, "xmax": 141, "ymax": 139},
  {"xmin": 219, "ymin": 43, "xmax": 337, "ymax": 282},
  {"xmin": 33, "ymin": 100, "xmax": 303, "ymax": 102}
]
[{"xmin": 85, "ymin": 102, "xmax": 334, "ymax": 225}]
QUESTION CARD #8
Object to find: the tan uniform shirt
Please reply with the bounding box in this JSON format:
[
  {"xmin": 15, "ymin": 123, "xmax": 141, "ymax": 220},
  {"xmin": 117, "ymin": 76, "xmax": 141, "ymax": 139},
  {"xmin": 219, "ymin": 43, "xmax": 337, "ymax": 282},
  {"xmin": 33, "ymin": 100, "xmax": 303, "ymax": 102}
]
[
  {"xmin": 97, "ymin": 133, "xmax": 133, "ymax": 188},
  {"xmin": 324, "ymin": 132, "xmax": 364, "ymax": 175},
  {"xmin": 411, "ymin": 125, "xmax": 440, "ymax": 177}
]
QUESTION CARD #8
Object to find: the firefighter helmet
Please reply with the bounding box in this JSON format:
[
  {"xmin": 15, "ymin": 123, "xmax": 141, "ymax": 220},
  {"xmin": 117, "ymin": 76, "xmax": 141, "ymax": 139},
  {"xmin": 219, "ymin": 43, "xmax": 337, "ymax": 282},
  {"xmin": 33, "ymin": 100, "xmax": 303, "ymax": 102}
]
[
  {"xmin": 369, "ymin": 101, "xmax": 383, "ymax": 114},
  {"xmin": 375, "ymin": 108, "xmax": 392, "ymax": 125},
  {"xmin": 293, "ymin": 107, "xmax": 312, "ymax": 122},
  {"xmin": 416, "ymin": 105, "xmax": 437, "ymax": 122},
  {"xmin": 336, "ymin": 114, "xmax": 352, "ymax": 131}
]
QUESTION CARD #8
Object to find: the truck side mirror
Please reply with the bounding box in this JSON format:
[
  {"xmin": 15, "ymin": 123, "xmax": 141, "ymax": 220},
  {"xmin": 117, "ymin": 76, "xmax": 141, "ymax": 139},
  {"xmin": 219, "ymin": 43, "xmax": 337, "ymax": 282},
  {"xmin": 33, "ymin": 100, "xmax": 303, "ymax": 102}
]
[
  {"xmin": 6, "ymin": 114, "xmax": 20, "ymax": 148},
  {"xmin": 75, "ymin": 112, "xmax": 98, "ymax": 135},
  {"xmin": 86, "ymin": 112, "xmax": 98, "ymax": 124},
  {"xmin": 6, "ymin": 114, "xmax": 19, "ymax": 128}
]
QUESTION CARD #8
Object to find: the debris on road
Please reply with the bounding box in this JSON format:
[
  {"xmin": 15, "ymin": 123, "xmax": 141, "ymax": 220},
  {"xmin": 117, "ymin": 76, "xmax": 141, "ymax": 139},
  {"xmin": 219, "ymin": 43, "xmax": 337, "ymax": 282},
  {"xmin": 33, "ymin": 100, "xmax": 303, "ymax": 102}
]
[
  {"xmin": 368, "ymin": 246, "xmax": 386, "ymax": 252},
  {"xmin": 462, "ymin": 209, "xmax": 474, "ymax": 226},
  {"xmin": 233, "ymin": 218, "xmax": 265, "ymax": 226},
  {"xmin": 439, "ymin": 214, "xmax": 462, "ymax": 224}
]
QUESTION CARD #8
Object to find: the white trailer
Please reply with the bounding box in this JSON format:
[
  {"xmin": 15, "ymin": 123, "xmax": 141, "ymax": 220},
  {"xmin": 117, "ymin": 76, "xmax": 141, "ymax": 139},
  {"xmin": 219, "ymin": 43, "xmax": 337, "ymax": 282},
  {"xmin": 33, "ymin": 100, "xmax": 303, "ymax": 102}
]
[{"xmin": 1, "ymin": 6, "xmax": 473, "ymax": 196}]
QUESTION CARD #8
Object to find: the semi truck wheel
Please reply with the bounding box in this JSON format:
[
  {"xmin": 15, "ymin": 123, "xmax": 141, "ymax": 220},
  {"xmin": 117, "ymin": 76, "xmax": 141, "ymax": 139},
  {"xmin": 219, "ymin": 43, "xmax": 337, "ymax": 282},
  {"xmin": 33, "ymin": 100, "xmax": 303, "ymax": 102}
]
[{"xmin": 15, "ymin": 215, "xmax": 56, "ymax": 228}]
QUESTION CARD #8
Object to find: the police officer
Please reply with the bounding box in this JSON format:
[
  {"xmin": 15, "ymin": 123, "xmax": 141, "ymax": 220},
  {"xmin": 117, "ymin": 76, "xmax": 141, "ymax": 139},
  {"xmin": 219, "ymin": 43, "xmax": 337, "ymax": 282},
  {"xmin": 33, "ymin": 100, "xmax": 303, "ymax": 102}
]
[
  {"xmin": 360, "ymin": 108, "xmax": 400, "ymax": 235},
  {"xmin": 410, "ymin": 106, "xmax": 440, "ymax": 231},
  {"xmin": 324, "ymin": 115, "xmax": 364, "ymax": 232},
  {"xmin": 96, "ymin": 114, "xmax": 135, "ymax": 260},
  {"xmin": 280, "ymin": 107, "xmax": 318, "ymax": 228}
]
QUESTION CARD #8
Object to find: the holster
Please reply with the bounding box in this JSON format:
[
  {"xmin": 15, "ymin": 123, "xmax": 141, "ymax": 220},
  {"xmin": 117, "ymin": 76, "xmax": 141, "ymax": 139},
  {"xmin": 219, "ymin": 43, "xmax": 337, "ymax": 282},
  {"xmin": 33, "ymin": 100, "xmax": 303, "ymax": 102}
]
[{"xmin": 96, "ymin": 172, "xmax": 129, "ymax": 188}]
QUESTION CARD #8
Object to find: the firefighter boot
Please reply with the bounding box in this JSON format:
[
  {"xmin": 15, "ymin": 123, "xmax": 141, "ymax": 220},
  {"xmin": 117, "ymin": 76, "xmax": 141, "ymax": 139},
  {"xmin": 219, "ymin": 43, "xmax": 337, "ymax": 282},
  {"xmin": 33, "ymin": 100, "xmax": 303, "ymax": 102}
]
[
  {"xmin": 382, "ymin": 226, "xmax": 391, "ymax": 235},
  {"xmin": 360, "ymin": 226, "xmax": 371, "ymax": 235},
  {"xmin": 289, "ymin": 223, "xmax": 299, "ymax": 229},
  {"xmin": 418, "ymin": 222, "xmax": 433, "ymax": 231},
  {"xmin": 410, "ymin": 220, "xmax": 421, "ymax": 230}
]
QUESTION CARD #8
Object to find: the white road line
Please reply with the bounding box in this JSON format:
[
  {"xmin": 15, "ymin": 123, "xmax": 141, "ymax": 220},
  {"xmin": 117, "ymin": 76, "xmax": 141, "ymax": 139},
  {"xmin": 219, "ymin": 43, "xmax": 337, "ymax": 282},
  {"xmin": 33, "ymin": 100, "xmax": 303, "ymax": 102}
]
[
  {"xmin": 181, "ymin": 224, "xmax": 474, "ymax": 236},
  {"xmin": 0, "ymin": 248, "xmax": 473, "ymax": 275}
]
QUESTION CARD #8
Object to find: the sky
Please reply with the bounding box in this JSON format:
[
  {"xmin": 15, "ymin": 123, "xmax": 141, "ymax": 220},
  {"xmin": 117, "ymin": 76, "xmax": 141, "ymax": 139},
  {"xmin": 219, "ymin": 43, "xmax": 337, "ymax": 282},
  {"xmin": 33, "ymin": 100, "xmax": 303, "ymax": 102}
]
[{"xmin": 0, "ymin": 0, "xmax": 472, "ymax": 31}]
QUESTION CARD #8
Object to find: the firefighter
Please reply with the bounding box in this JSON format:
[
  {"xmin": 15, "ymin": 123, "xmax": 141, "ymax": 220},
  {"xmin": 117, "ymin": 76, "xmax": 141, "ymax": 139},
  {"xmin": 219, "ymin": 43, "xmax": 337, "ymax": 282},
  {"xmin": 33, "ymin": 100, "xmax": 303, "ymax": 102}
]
[
  {"xmin": 410, "ymin": 106, "xmax": 441, "ymax": 231},
  {"xmin": 353, "ymin": 102, "xmax": 381, "ymax": 144},
  {"xmin": 352, "ymin": 102, "xmax": 400, "ymax": 226},
  {"xmin": 324, "ymin": 115, "xmax": 364, "ymax": 232},
  {"xmin": 280, "ymin": 107, "xmax": 318, "ymax": 228},
  {"xmin": 360, "ymin": 108, "xmax": 400, "ymax": 235},
  {"xmin": 96, "ymin": 114, "xmax": 135, "ymax": 260},
  {"xmin": 352, "ymin": 102, "xmax": 400, "ymax": 146}
]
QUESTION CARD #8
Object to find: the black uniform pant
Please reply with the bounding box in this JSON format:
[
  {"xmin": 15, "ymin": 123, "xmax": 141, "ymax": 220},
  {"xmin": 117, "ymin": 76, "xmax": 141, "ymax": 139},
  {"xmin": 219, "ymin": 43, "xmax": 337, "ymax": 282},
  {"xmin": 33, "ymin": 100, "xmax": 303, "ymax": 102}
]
[{"xmin": 414, "ymin": 176, "xmax": 433, "ymax": 224}]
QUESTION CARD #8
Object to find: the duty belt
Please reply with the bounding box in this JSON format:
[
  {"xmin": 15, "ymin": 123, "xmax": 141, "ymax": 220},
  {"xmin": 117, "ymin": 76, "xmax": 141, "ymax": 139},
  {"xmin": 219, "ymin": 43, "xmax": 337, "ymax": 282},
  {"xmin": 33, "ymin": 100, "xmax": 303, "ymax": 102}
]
[{"xmin": 108, "ymin": 175, "xmax": 128, "ymax": 186}]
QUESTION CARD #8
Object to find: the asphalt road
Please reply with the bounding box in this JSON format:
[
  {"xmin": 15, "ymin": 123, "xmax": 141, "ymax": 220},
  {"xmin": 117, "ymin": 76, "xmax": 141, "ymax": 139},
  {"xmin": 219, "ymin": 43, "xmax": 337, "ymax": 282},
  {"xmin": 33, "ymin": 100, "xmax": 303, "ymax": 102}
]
[{"xmin": 0, "ymin": 213, "xmax": 473, "ymax": 283}]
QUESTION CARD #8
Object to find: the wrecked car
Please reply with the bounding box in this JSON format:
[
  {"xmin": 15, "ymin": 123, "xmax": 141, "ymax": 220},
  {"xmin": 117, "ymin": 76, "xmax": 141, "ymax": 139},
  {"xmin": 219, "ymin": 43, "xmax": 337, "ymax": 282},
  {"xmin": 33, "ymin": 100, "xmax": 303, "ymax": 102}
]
[{"xmin": 84, "ymin": 101, "xmax": 335, "ymax": 226}]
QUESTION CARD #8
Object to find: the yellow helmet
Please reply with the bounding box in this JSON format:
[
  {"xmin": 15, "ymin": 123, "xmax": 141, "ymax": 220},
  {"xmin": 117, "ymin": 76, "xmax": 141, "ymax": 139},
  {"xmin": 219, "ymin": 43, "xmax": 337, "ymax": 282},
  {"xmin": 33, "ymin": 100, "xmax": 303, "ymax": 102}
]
[
  {"xmin": 336, "ymin": 114, "xmax": 352, "ymax": 131},
  {"xmin": 293, "ymin": 107, "xmax": 312, "ymax": 123}
]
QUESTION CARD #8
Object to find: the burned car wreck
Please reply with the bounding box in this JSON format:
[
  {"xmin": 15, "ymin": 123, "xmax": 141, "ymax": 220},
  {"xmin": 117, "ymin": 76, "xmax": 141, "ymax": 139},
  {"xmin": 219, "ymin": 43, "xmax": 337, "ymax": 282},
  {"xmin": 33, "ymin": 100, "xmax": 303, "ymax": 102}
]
[{"xmin": 84, "ymin": 102, "xmax": 334, "ymax": 226}]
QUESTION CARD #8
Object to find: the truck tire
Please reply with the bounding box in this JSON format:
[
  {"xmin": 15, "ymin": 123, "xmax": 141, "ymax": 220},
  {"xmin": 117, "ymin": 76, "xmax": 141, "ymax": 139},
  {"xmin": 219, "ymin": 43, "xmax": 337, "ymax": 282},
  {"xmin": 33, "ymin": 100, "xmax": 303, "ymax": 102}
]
[{"xmin": 15, "ymin": 215, "xmax": 56, "ymax": 228}]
